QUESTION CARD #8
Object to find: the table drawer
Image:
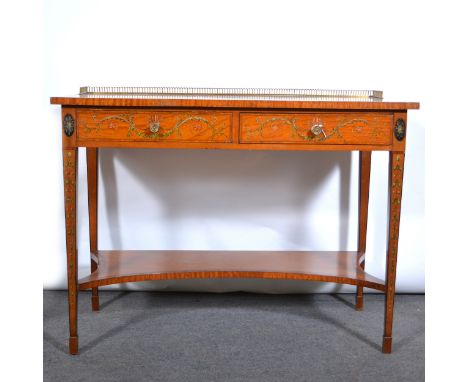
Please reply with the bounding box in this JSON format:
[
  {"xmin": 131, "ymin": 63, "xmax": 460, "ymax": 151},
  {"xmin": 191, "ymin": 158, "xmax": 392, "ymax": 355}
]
[
  {"xmin": 240, "ymin": 113, "xmax": 392, "ymax": 145},
  {"xmin": 77, "ymin": 110, "xmax": 232, "ymax": 142}
]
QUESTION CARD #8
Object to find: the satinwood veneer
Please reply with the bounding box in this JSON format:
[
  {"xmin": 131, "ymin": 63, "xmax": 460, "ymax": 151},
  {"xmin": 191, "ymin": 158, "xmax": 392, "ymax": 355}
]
[{"xmin": 51, "ymin": 87, "xmax": 419, "ymax": 355}]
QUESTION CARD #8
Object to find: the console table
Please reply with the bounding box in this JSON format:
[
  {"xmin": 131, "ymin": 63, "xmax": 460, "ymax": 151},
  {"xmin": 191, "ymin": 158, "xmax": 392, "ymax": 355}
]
[{"xmin": 50, "ymin": 87, "xmax": 419, "ymax": 355}]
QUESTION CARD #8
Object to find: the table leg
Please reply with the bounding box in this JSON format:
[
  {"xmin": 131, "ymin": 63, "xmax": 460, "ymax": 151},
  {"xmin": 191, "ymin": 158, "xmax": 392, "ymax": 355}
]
[
  {"xmin": 63, "ymin": 148, "xmax": 79, "ymax": 355},
  {"xmin": 356, "ymin": 151, "xmax": 372, "ymax": 310},
  {"xmin": 382, "ymin": 151, "xmax": 405, "ymax": 354},
  {"xmin": 87, "ymin": 148, "xmax": 99, "ymax": 311}
]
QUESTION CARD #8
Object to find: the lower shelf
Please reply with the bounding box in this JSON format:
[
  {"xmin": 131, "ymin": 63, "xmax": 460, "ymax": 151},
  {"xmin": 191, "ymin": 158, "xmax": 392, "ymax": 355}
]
[{"xmin": 78, "ymin": 250, "xmax": 385, "ymax": 291}]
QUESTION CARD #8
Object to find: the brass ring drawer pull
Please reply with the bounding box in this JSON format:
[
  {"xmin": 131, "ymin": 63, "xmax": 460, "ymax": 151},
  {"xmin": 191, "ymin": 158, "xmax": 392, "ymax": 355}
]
[
  {"xmin": 311, "ymin": 123, "xmax": 327, "ymax": 138},
  {"xmin": 149, "ymin": 121, "xmax": 160, "ymax": 133}
]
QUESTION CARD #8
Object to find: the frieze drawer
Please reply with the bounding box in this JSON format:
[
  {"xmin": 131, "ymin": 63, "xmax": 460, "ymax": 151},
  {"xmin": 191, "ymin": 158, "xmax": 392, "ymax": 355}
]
[
  {"xmin": 240, "ymin": 113, "xmax": 393, "ymax": 145},
  {"xmin": 77, "ymin": 110, "xmax": 232, "ymax": 143}
]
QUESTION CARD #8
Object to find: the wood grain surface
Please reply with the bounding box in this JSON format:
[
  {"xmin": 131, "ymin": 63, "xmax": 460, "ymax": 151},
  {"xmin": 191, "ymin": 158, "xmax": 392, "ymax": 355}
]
[
  {"xmin": 382, "ymin": 151, "xmax": 405, "ymax": 354},
  {"xmin": 86, "ymin": 148, "xmax": 100, "ymax": 311},
  {"xmin": 356, "ymin": 151, "xmax": 372, "ymax": 310},
  {"xmin": 240, "ymin": 112, "xmax": 392, "ymax": 145},
  {"xmin": 51, "ymin": 96, "xmax": 419, "ymax": 110},
  {"xmin": 53, "ymin": 92, "xmax": 418, "ymax": 354},
  {"xmin": 78, "ymin": 250, "xmax": 385, "ymax": 291},
  {"xmin": 62, "ymin": 148, "xmax": 78, "ymax": 355},
  {"xmin": 77, "ymin": 109, "xmax": 232, "ymax": 143}
]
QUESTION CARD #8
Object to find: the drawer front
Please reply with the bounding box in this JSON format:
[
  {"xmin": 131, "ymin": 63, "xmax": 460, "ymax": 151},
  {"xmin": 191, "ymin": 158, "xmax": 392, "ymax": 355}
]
[
  {"xmin": 240, "ymin": 113, "xmax": 392, "ymax": 145},
  {"xmin": 77, "ymin": 110, "xmax": 232, "ymax": 142}
]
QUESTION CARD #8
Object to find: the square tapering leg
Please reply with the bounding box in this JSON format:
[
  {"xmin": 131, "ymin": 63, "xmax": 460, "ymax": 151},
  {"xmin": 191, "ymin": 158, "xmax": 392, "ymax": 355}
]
[
  {"xmin": 87, "ymin": 148, "xmax": 100, "ymax": 311},
  {"xmin": 382, "ymin": 151, "xmax": 405, "ymax": 354},
  {"xmin": 63, "ymin": 148, "xmax": 79, "ymax": 354},
  {"xmin": 356, "ymin": 151, "xmax": 371, "ymax": 311}
]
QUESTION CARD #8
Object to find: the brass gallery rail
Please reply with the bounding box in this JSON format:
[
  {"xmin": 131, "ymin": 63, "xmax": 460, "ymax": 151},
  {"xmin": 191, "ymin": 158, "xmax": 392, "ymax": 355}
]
[{"xmin": 51, "ymin": 87, "xmax": 419, "ymax": 355}]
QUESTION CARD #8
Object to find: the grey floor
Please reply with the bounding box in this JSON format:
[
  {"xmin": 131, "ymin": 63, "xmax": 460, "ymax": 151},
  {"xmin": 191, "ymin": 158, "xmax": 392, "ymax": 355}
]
[{"xmin": 44, "ymin": 291, "xmax": 424, "ymax": 382}]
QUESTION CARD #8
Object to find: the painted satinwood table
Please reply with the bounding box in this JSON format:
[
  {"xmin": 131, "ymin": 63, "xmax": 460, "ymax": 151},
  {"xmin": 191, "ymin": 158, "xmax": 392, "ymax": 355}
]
[{"xmin": 50, "ymin": 87, "xmax": 419, "ymax": 355}]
